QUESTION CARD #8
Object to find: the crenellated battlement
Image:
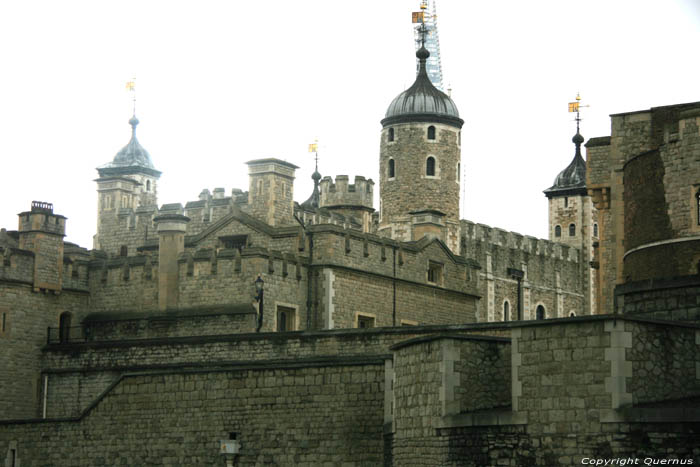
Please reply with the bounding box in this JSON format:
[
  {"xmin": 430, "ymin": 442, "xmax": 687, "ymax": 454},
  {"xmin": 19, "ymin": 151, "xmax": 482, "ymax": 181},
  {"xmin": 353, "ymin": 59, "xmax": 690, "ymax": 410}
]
[
  {"xmin": 319, "ymin": 175, "xmax": 374, "ymax": 210},
  {"xmin": 461, "ymin": 220, "xmax": 579, "ymax": 263}
]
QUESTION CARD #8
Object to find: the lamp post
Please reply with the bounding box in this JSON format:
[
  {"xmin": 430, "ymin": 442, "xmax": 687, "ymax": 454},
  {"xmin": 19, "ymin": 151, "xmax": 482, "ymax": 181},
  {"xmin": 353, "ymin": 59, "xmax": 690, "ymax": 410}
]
[{"xmin": 254, "ymin": 275, "xmax": 264, "ymax": 332}]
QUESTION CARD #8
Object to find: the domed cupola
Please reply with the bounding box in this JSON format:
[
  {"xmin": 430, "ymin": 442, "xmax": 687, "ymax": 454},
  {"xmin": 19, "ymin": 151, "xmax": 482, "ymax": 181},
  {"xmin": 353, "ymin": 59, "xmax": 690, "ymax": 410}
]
[
  {"xmin": 98, "ymin": 115, "xmax": 161, "ymax": 177},
  {"xmin": 544, "ymin": 131, "xmax": 588, "ymax": 198},
  {"xmin": 381, "ymin": 46, "xmax": 463, "ymax": 128}
]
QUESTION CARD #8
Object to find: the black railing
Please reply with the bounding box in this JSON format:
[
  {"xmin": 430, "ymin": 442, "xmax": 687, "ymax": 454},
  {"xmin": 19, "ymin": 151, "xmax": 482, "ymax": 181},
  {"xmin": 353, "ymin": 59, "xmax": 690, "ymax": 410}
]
[
  {"xmin": 31, "ymin": 201, "xmax": 53, "ymax": 213},
  {"xmin": 46, "ymin": 326, "xmax": 88, "ymax": 344}
]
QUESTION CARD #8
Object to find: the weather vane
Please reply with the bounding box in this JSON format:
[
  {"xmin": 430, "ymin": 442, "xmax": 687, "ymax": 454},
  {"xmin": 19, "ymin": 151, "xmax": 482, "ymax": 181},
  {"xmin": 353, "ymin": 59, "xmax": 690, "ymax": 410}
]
[
  {"xmin": 125, "ymin": 77, "xmax": 137, "ymax": 115},
  {"xmin": 308, "ymin": 138, "xmax": 319, "ymax": 172},
  {"xmin": 412, "ymin": 2, "xmax": 428, "ymax": 48},
  {"xmin": 568, "ymin": 92, "xmax": 590, "ymax": 133}
]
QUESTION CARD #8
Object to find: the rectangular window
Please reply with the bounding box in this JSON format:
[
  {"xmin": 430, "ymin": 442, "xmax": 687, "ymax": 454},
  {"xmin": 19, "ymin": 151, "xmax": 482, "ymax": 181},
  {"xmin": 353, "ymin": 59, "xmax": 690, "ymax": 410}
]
[
  {"xmin": 357, "ymin": 315, "xmax": 375, "ymax": 328},
  {"xmin": 427, "ymin": 261, "xmax": 444, "ymax": 285},
  {"xmin": 219, "ymin": 235, "xmax": 248, "ymax": 251},
  {"xmin": 276, "ymin": 306, "xmax": 296, "ymax": 332},
  {"xmin": 2, "ymin": 312, "xmax": 6, "ymax": 332}
]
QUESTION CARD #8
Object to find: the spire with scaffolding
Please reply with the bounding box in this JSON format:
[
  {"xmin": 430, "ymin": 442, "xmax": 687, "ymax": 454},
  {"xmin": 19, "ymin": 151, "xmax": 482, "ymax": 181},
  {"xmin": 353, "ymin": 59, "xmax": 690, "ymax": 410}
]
[{"xmin": 412, "ymin": 0, "xmax": 444, "ymax": 91}]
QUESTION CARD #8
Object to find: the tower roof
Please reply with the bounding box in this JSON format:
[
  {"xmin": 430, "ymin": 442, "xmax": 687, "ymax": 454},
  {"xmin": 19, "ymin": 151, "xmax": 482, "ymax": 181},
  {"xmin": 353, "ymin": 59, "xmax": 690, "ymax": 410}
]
[
  {"xmin": 544, "ymin": 132, "xmax": 588, "ymax": 198},
  {"xmin": 98, "ymin": 116, "xmax": 160, "ymax": 177},
  {"xmin": 381, "ymin": 46, "xmax": 463, "ymax": 128}
]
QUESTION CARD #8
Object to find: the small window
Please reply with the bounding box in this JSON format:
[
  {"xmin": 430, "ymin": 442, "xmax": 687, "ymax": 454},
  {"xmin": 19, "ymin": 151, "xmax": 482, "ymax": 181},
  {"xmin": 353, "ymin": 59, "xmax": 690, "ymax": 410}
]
[
  {"xmin": 593, "ymin": 223, "xmax": 598, "ymax": 237},
  {"xmin": 1, "ymin": 311, "xmax": 7, "ymax": 333},
  {"xmin": 504, "ymin": 301, "xmax": 510, "ymax": 322},
  {"xmin": 357, "ymin": 315, "xmax": 375, "ymax": 328},
  {"xmin": 59, "ymin": 312, "xmax": 72, "ymax": 343},
  {"xmin": 536, "ymin": 305, "xmax": 546, "ymax": 320},
  {"xmin": 388, "ymin": 127, "xmax": 394, "ymax": 142},
  {"xmin": 219, "ymin": 235, "xmax": 247, "ymax": 251},
  {"xmin": 569, "ymin": 224, "xmax": 576, "ymax": 236},
  {"xmin": 457, "ymin": 163, "xmax": 460, "ymax": 183},
  {"xmin": 146, "ymin": 180, "xmax": 151, "ymax": 192},
  {"xmin": 555, "ymin": 225, "xmax": 561, "ymax": 237},
  {"xmin": 570, "ymin": 312, "xmax": 576, "ymax": 317},
  {"xmin": 120, "ymin": 245, "xmax": 128, "ymax": 257},
  {"xmin": 696, "ymin": 189, "xmax": 700, "ymax": 225},
  {"xmin": 426, "ymin": 157, "xmax": 436, "ymax": 177},
  {"xmin": 564, "ymin": 197, "xmax": 569, "ymax": 207},
  {"xmin": 388, "ymin": 159, "xmax": 395, "ymax": 179},
  {"xmin": 277, "ymin": 306, "xmax": 296, "ymax": 332},
  {"xmin": 427, "ymin": 125, "xmax": 436, "ymax": 140},
  {"xmin": 427, "ymin": 261, "xmax": 443, "ymax": 285},
  {"xmin": 458, "ymin": 131, "xmax": 461, "ymax": 145}
]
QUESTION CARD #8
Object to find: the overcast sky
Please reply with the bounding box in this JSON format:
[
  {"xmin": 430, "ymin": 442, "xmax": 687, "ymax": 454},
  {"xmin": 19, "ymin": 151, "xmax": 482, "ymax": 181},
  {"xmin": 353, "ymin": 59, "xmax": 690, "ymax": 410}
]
[{"xmin": 1, "ymin": 0, "xmax": 699, "ymax": 249}]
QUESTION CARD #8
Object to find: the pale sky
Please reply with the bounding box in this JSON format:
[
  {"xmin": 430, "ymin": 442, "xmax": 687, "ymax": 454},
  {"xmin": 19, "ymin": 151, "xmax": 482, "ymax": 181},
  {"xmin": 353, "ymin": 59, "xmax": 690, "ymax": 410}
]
[{"xmin": 1, "ymin": 0, "xmax": 699, "ymax": 249}]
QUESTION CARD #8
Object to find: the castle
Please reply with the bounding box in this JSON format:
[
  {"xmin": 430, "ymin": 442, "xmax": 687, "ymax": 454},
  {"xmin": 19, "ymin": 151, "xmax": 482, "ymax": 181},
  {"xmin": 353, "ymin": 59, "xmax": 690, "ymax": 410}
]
[{"xmin": 1, "ymin": 38, "xmax": 699, "ymax": 465}]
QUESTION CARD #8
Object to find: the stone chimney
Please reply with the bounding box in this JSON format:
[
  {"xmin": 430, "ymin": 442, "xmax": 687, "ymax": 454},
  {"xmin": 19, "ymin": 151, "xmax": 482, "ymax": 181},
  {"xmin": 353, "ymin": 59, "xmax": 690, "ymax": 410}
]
[
  {"xmin": 17, "ymin": 201, "xmax": 66, "ymax": 292},
  {"xmin": 153, "ymin": 212, "xmax": 190, "ymax": 311}
]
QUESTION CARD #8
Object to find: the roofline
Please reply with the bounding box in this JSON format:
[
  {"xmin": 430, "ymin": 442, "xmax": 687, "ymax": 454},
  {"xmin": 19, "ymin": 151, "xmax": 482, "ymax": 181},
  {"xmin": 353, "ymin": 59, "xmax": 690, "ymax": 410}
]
[
  {"xmin": 245, "ymin": 158, "xmax": 300, "ymax": 169},
  {"xmin": 609, "ymin": 100, "xmax": 700, "ymax": 117},
  {"xmin": 381, "ymin": 113, "xmax": 464, "ymax": 129}
]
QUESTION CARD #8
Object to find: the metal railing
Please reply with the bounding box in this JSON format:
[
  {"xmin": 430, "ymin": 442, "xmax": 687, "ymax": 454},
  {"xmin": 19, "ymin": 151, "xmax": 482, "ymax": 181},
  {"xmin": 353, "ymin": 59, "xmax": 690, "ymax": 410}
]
[{"xmin": 46, "ymin": 326, "xmax": 88, "ymax": 345}]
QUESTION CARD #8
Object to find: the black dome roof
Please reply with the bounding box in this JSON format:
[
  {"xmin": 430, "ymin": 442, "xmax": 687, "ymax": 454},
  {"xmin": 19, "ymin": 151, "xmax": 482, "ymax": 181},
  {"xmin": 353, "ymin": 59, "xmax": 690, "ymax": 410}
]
[
  {"xmin": 544, "ymin": 132, "xmax": 587, "ymax": 198},
  {"xmin": 381, "ymin": 46, "xmax": 463, "ymax": 128}
]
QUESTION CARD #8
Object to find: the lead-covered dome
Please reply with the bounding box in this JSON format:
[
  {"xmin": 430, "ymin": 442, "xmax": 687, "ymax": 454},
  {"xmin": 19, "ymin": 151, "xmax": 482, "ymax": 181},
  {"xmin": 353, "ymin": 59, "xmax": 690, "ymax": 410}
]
[
  {"xmin": 98, "ymin": 115, "xmax": 161, "ymax": 177},
  {"xmin": 544, "ymin": 132, "xmax": 587, "ymax": 198},
  {"xmin": 381, "ymin": 46, "xmax": 463, "ymax": 128}
]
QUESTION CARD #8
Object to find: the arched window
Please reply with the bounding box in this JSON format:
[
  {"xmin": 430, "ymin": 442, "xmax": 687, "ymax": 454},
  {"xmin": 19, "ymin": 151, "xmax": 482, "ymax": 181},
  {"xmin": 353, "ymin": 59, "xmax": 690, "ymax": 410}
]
[
  {"xmin": 570, "ymin": 312, "xmax": 576, "ymax": 317},
  {"xmin": 593, "ymin": 223, "xmax": 598, "ymax": 237},
  {"xmin": 388, "ymin": 159, "xmax": 395, "ymax": 178},
  {"xmin": 569, "ymin": 223, "xmax": 576, "ymax": 236},
  {"xmin": 426, "ymin": 157, "xmax": 436, "ymax": 176},
  {"xmin": 555, "ymin": 225, "xmax": 561, "ymax": 237},
  {"xmin": 59, "ymin": 312, "xmax": 72, "ymax": 343},
  {"xmin": 146, "ymin": 180, "xmax": 151, "ymax": 192},
  {"xmin": 120, "ymin": 245, "xmax": 128, "ymax": 257},
  {"xmin": 388, "ymin": 128, "xmax": 394, "ymax": 142},
  {"xmin": 504, "ymin": 301, "xmax": 510, "ymax": 322},
  {"xmin": 427, "ymin": 125, "xmax": 436, "ymax": 140},
  {"xmin": 536, "ymin": 305, "xmax": 546, "ymax": 320}
]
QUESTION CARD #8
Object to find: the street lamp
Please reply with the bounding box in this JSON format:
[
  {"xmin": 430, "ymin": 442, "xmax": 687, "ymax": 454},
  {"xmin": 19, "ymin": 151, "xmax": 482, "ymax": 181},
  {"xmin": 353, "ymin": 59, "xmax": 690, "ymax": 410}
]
[{"xmin": 254, "ymin": 275, "xmax": 264, "ymax": 332}]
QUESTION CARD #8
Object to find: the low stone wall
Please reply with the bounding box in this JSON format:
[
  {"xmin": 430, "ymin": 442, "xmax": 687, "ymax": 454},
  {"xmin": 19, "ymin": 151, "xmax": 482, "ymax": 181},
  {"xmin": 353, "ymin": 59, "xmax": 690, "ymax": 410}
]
[
  {"xmin": 616, "ymin": 275, "xmax": 700, "ymax": 322},
  {"xmin": 82, "ymin": 306, "xmax": 257, "ymax": 341}
]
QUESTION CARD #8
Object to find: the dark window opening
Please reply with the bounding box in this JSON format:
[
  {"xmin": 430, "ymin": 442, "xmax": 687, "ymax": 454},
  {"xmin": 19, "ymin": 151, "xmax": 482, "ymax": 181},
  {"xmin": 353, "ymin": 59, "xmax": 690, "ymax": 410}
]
[
  {"xmin": 457, "ymin": 163, "xmax": 460, "ymax": 182},
  {"xmin": 594, "ymin": 223, "xmax": 598, "ymax": 237},
  {"xmin": 426, "ymin": 157, "xmax": 436, "ymax": 176},
  {"xmin": 219, "ymin": 235, "xmax": 248, "ymax": 251},
  {"xmin": 536, "ymin": 305, "xmax": 546, "ymax": 320},
  {"xmin": 564, "ymin": 197, "xmax": 568, "ymax": 207},
  {"xmin": 427, "ymin": 261, "xmax": 443, "ymax": 285},
  {"xmin": 696, "ymin": 189, "xmax": 700, "ymax": 225},
  {"xmin": 120, "ymin": 245, "xmax": 128, "ymax": 257},
  {"xmin": 357, "ymin": 315, "xmax": 375, "ymax": 328},
  {"xmin": 277, "ymin": 306, "xmax": 296, "ymax": 332},
  {"xmin": 427, "ymin": 125, "xmax": 436, "ymax": 140},
  {"xmin": 2, "ymin": 312, "xmax": 6, "ymax": 332},
  {"xmin": 59, "ymin": 312, "xmax": 72, "ymax": 343},
  {"xmin": 555, "ymin": 225, "xmax": 561, "ymax": 237},
  {"xmin": 146, "ymin": 180, "xmax": 151, "ymax": 191},
  {"xmin": 569, "ymin": 224, "xmax": 576, "ymax": 236},
  {"xmin": 570, "ymin": 312, "xmax": 576, "ymax": 317},
  {"xmin": 10, "ymin": 448, "xmax": 16, "ymax": 467},
  {"xmin": 504, "ymin": 301, "xmax": 510, "ymax": 322},
  {"xmin": 388, "ymin": 159, "xmax": 395, "ymax": 178},
  {"xmin": 388, "ymin": 127, "xmax": 394, "ymax": 142}
]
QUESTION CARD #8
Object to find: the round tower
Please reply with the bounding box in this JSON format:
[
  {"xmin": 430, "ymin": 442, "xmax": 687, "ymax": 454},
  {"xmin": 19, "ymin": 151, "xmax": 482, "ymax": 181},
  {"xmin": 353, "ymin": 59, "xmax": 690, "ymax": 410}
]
[
  {"xmin": 95, "ymin": 115, "xmax": 161, "ymax": 252},
  {"xmin": 378, "ymin": 45, "xmax": 463, "ymax": 252},
  {"xmin": 544, "ymin": 129, "xmax": 598, "ymax": 315}
]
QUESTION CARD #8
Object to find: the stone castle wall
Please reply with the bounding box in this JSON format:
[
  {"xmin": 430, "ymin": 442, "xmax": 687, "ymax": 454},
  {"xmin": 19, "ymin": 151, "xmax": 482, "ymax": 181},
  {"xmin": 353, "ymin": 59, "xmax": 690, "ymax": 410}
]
[{"xmin": 461, "ymin": 220, "xmax": 585, "ymax": 321}]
